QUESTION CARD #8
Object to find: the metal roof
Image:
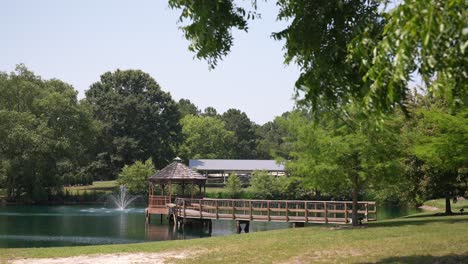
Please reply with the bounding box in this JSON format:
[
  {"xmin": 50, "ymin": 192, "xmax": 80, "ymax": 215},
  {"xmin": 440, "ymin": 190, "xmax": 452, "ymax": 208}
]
[
  {"xmin": 189, "ymin": 159, "xmax": 285, "ymax": 172},
  {"xmin": 149, "ymin": 157, "xmax": 206, "ymax": 182}
]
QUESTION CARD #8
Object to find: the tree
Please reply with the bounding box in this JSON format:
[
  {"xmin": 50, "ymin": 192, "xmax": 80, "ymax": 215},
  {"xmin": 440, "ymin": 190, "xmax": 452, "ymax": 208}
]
[
  {"xmin": 168, "ymin": 0, "xmax": 383, "ymax": 114},
  {"xmin": 0, "ymin": 65, "xmax": 98, "ymax": 201},
  {"xmin": 284, "ymin": 110, "xmax": 403, "ymax": 226},
  {"xmin": 202, "ymin": 106, "xmax": 219, "ymax": 118},
  {"xmin": 85, "ymin": 69, "xmax": 181, "ymax": 178},
  {"xmin": 221, "ymin": 109, "xmax": 257, "ymax": 159},
  {"xmin": 169, "ymin": 0, "xmax": 465, "ymax": 115},
  {"xmin": 178, "ymin": 98, "xmax": 200, "ymax": 117},
  {"xmin": 225, "ymin": 173, "xmax": 242, "ymax": 198},
  {"xmin": 411, "ymin": 105, "xmax": 468, "ymax": 214},
  {"xmin": 250, "ymin": 170, "xmax": 280, "ymax": 199},
  {"xmin": 179, "ymin": 115, "xmax": 235, "ymax": 159},
  {"xmin": 256, "ymin": 113, "xmax": 291, "ymax": 160},
  {"xmin": 117, "ymin": 159, "xmax": 156, "ymax": 195}
]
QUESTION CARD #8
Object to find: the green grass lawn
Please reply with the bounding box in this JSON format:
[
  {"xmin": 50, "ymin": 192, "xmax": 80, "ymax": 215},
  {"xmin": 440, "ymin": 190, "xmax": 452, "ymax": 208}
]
[
  {"xmin": 1, "ymin": 213, "xmax": 467, "ymax": 263},
  {"xmin": 64, "ymin": 180, "xmax": 118, "ymax": 195},
  {"xmin": 424, "ymin": 198, "xmax": 468, "ymax": 212}
]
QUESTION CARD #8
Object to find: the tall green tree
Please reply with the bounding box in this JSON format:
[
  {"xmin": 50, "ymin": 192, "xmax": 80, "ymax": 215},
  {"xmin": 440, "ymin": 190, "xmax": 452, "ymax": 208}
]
[
  {"xmin": 85, "ymin": 69, "xmax": 181, "ymax": 178},
  {"xmin": 202, "ymin": 106, "xmax": 219, "ymax": 118},
  {"xmin": 221, "ymin": 109, "xmax": 257, "ymax": 159},
  {"xmin": 179, "ymin": 115, "xmax": 235, "ymax": 159},
  {"xmin": 256, "ymin": 112, "xmax": 291, "ymax": 160},
  {"xmin": 284, "ymin": 110, "xmax": 403, "ymax": 225},
  {"xmin": 178, "ymin": 98, "xmax": 200, "ymax": 117},
  {"xmin": 411, "ymin": 105, "xmax": 468, "ymax": 214},
  {"xmin": 0, "ymin": 65, "xmax": 98, "ymax": 201}
]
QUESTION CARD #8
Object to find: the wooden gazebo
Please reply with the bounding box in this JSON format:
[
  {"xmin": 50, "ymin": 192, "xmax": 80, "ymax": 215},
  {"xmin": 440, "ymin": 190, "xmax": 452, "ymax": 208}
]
[{"xmin": 146, "ymin": 157, "xmax": 207, "ymax": 219}]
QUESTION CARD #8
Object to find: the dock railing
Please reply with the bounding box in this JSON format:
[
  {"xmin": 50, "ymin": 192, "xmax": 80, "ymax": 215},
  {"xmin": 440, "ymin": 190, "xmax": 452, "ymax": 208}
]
[
  {"xmin": 173, "ymin": 198, "xmax": 376, "ymax": 224},
  {"xmin": 148, "ymin": 195, "xmax": 170, "ymax": 208}
]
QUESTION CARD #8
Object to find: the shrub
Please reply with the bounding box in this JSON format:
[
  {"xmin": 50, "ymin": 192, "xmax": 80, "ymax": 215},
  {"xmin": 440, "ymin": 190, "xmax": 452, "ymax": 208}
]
[
  {"xmin": 249, "ymin": 170, "xmax": 280, "ymax": 199},
  {"xmin": 117, "ymin": 159, "xmax": 155, "ymax": 195},
  {"xmin": 226, "ymin": 173, "xmax": 242, "ymax": 198}
]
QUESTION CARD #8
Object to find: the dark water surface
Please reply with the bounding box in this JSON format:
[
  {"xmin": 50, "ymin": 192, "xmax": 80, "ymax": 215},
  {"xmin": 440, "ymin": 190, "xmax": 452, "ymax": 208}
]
[{"xmin": 0, "ymin": 205, "xmax": 422, "ymax": 248}]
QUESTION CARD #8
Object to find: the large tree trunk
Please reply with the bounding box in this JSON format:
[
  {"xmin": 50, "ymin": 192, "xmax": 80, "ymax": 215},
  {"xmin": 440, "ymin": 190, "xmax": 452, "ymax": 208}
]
[
  {"xmin": 445, "ymin": 194, "xmax": 453, "ymax": 215},
  {"xmin": 351, "ymin": 175, "xmax": 359, "ymax": 227}
]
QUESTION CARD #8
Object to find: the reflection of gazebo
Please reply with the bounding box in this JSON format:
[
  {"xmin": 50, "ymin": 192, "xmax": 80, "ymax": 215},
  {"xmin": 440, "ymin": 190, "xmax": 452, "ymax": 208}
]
[{"xmin": 146, "ymin": 157, "xmax": 207, "ymax": 220}]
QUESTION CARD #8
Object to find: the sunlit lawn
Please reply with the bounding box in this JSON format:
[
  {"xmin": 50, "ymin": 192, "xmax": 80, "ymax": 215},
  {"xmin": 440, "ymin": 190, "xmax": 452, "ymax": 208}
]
[
  {"xmin": 64, "ymin": 180, "xmax": 118, "ymax": 195},
  {"xmin": 1, "ymin": 212, "xmax": 467, "ymax": 263},
  {"xmin": 424, "ymin": 198, "xmax": 468, "ymax": 212}
]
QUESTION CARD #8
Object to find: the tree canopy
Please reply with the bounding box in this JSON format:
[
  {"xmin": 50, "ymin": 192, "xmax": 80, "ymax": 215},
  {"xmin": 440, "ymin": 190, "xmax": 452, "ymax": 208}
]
[
  {"xmin": 0, "ymin": 65, "xmax": 98, "ymax": 201},
  {"xmin": 169, "ymin": 0, "xmax": 466, "ymax": 114},
  {"xmin": 85, "ymin": 69, "xmax": 181, "ymax": 177},
  {"xmin": 179, "ymin": 114, "xmax": 235, "ymax": 160}
]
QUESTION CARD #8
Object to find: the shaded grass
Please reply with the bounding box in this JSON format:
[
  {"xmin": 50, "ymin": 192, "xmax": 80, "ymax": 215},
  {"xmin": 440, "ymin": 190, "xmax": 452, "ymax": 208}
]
[
  {"xmin": 64, "ymin": 181, "xmax": 118, "ymax": 195},
  {"xmin": 1, "ymin": 213, "xmax": 467, "ymax": 263}
]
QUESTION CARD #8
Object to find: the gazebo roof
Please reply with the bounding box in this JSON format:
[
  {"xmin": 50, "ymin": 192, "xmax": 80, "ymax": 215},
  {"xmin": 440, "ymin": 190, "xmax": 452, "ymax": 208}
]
[{"xmin": 149, "ymin": 157, "xmax": 206, "ymax": 183}]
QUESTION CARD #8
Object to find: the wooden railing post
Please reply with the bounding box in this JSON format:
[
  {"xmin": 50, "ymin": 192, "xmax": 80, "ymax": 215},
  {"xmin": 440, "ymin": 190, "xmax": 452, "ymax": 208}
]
[
  {"xmin": 344, "ymin": 202, "xmax": 348, "ymax": 224},
  {"xmin": 324, "ymin": 202, "xmax": 328, "ymax": 224},
  {"xmin": 304, "ymin": 201, "xmax": 308, "ymax": 223},
  {"xmin": 199, "ymin": 200, "xmax": 203, "ymax": 219},
  {"xmin": 249, "ymin": 201, "xmax": 253, "ymax": 220},
  {"xmin": 232, "ymin": 200, "xmax": 236, "ymax": 220},
  {"xmin": 285, "ymin": 202, "xmax": 289, "ymax": 222},
  {"xmin": 183, "ymin": 199, "xmax": 186, "ymax": 218},
  {"xmin": 267, "ymin": 201, "xmax": 270, "ymax": 221},
  {"xmin": 333, "ymin": 203, "xmax": 337, "ymax": 219},
  {"xmin": 216, "ymin": 200, "xmax": 219, "ymax": 219},
  {"xmin": 365, "ymin": 203, "xmax": 369, "ymax": 222}
]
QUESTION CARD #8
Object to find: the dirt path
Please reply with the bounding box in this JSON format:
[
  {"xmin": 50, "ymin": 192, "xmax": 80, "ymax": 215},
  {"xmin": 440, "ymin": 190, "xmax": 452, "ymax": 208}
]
[
  {"xmin": 11, "ymin": 251, "xmax": 199, "ymax": 264},
  {"xmin": 418, "ymin": 205, "xmax": 439, "ymax": 211}
]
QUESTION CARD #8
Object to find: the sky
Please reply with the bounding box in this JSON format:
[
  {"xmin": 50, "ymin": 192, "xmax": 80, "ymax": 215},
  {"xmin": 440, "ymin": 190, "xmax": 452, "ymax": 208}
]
[{"xmin": 0, "ymin": 0, "xmax": 301, "ymax": 125}]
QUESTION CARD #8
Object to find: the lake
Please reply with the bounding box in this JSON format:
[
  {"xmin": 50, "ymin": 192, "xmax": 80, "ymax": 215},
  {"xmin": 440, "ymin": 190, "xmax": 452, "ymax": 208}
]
[{"xmin": 0, "ymin": 204, "xmax": 422, "ymax": 248}]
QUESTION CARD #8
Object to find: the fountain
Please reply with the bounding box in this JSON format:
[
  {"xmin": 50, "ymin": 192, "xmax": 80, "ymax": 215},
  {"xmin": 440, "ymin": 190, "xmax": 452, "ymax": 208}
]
[{"xmin": 108, "ymin": 185, "xmax": 140, "ymax": 210}]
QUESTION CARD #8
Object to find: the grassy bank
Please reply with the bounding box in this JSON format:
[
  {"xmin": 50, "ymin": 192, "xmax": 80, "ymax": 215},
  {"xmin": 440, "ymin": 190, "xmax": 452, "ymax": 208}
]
[
  {"xmin": 64, "ymin": 181, "xmax": 118, "ymax": 195},
  {"xmin": 424, "ymin": 198, "xmax": 468, "ymax": 212},
  {"xmin": 1, "ymin": 213, "xmax": 467, "ymax": 263}
]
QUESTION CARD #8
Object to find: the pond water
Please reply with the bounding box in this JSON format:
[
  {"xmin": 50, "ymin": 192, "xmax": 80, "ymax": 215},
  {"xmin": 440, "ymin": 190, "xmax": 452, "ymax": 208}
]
[{"xmin": 0, "ymin": 205, "xmax": 422, "ymax": 248}]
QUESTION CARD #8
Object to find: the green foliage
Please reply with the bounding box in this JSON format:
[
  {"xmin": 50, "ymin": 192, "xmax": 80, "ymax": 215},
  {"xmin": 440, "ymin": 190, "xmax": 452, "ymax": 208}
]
[
  {"xmin": 225, "ymin": 173, "xmax": 242, "ymax": 198},
  {"xmin": 168, "ymin": 0, "xmax": 257, "ymax": 68},
  {"xmin": 249, "ymin": 170, "xmax": 280, "ymax": 199},
  {"xmin": 410, "ymin": 103, "xmax": 468, "ymax": 212},
  {"xmin": 177, "ymin": 98, "xmax": 200, "ymax": 117},
  {"xmin": 179, "ymin": 115, "xmax": 234, "ymax": 159},
  {"xmin": 85, "ymin": 69, "xmax": 181, "ymax": 178},
  {"xmin": 350, "ymin": 0, "xmax": 467, "ymax": 112},
  {"xmin": 169, "ymin": 1, "xmax": 383, "ymax": 114},
  {"xmin": 221, "ymin": 109, "xmax": 257, "ymax": 158},
  {"xmin": 0, "ymin": 65, "xmax": 98, "ymax": 201},
  {"xmin": 283, "ymin": 109, "xmax": 404, "ymax": 222},
  {"xmin": 202, "ymin": 106, "xmax": 218, "ymax": 117},
  {"xmin": 256, "ymin": 113, "xmax": 291, "ymax": 160},
  {"xmin": 117, "ymin": 159, "xmax": 155, "ymax": 195}
]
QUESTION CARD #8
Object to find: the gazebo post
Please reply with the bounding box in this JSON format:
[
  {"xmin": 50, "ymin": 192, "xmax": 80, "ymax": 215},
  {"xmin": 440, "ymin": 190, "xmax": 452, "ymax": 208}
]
[
  {"xmin": 191, "ymin": 183, "xmax": 194, "ymax": 199},
  {"xmin": 169, "ymin": 180, "xmax": 172, "ymax": 202}
]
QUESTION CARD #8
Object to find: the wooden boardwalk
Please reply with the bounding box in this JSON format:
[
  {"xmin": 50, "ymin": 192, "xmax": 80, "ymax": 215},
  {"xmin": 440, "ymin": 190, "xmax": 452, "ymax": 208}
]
[{"xmin": 169, "ymin": 198, "xmax": 376, "ymax": 224}]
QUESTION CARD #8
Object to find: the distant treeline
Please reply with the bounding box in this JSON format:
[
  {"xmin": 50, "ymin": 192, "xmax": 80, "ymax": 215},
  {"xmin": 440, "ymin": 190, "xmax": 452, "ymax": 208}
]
[{"xmin": 0, "ymin": 65, "xmax": 289, "ymax": 202}]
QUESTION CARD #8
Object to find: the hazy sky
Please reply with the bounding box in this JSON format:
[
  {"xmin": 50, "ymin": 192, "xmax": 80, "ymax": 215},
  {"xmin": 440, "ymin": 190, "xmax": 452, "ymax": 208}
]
[{"xmin": 0, "ymin": 0, "xmax": 300, "ymax": 124}]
